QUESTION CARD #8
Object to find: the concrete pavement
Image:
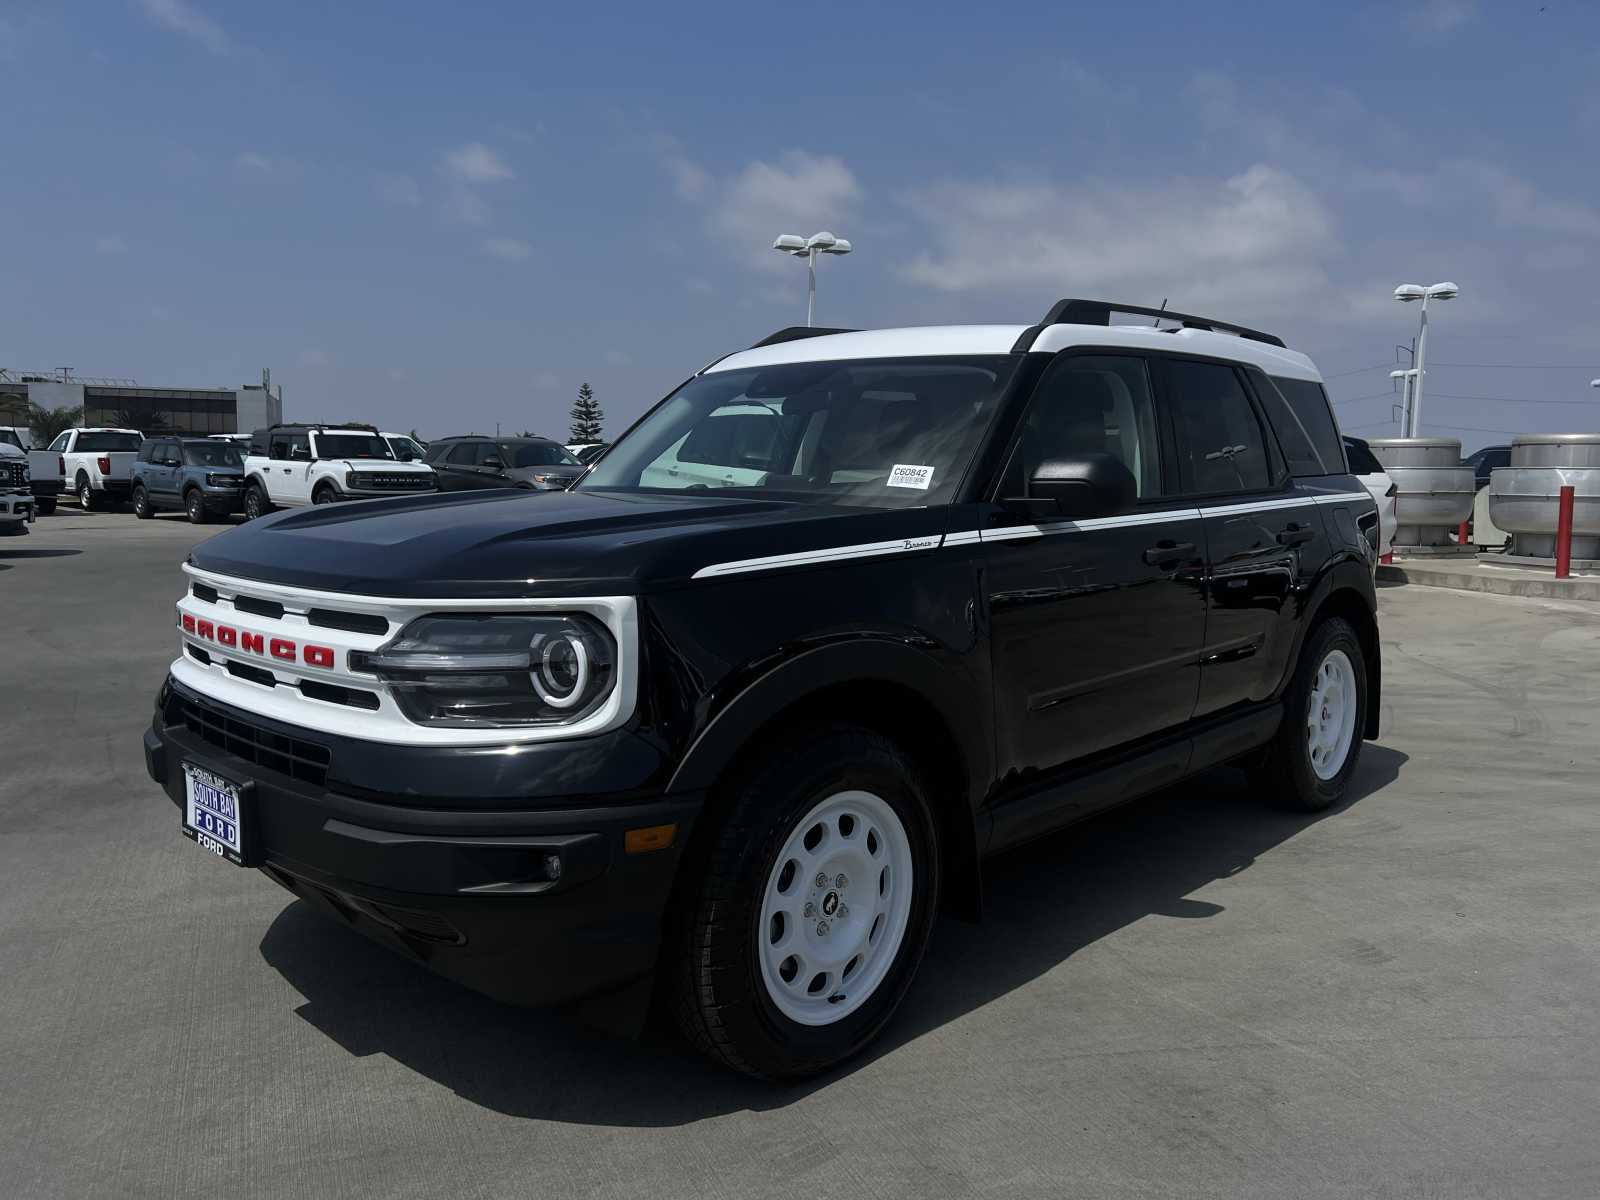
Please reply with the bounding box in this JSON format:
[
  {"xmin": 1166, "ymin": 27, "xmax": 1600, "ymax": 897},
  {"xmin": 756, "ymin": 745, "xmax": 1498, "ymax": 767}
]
[{"xmin": 2, "ymin": 510, "xmax": 1597, "ymax": 1198}]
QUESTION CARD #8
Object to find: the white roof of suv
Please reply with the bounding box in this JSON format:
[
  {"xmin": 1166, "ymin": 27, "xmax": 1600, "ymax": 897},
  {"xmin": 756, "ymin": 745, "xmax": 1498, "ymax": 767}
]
[{"xmin": 708, "ymin": 300, "xmax": 1322, "ymax": 384}]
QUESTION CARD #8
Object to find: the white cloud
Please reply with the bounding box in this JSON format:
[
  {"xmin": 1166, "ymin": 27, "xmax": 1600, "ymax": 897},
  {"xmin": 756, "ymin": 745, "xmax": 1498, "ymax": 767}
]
[
  {"xmin": 376, "ymin": 173, "xmax": 421, "ymax": 207},
  {"xmin": 671, "ymin": 150, "xmax": 861, "ymax": 271},
  {"xmin": 95, "ymin": 235, "xmax": 127, "ymax": 255},
  {"xmin": 1412, "ymin": 0, "xmax": 1475, "ymax": 34},
  {"xmin": 444, "ymin": 142, "xmax": 513, "ymax": 183},
  {"xmin": 899, "ymin": 164, "xmax": 1337, "ymax": 320},
  {"xmin": 236, "ymin": 151, "xmax": 273, "ymax": 173},
  {"xmin": 137, "ymin": 0, "xmax": 230, "ymax": 54},
  {"xmin": 296, "ymin": 350, "xmax": 330, "ymax": 368},
  {"xmin": 483, "ymin": 237, "xmax": 531, "ymax": 261}
]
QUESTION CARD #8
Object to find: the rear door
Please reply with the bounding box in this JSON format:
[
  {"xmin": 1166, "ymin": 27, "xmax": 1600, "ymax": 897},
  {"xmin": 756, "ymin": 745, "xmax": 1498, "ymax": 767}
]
[
  {"xmin": 983, "ymin": 352, "xmax": 1207, "ymax": 795},
  {"xmin": 1156, "ymin": 357, "xmax": 1328, "ymax": 718}
]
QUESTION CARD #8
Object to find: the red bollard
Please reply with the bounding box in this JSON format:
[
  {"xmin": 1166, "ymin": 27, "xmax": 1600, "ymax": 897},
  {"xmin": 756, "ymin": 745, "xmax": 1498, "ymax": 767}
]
[
  {"xmin": 1555, "ymin": 484, "xmax": 1576, "ymax": 579},
  {"xmin": 1457, "ymin": 520, "xmax": 1470, "ymax": 548}
]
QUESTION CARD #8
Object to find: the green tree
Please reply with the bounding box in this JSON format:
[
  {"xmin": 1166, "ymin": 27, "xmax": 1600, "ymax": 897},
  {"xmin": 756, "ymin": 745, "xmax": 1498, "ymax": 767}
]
[
  {"xmin": 29, "ymin": 404, "xmax": 83, "ymax": 445},
  {"xmin": 568, "ymin": 382, "xmax": 604, "ymax": 443}
]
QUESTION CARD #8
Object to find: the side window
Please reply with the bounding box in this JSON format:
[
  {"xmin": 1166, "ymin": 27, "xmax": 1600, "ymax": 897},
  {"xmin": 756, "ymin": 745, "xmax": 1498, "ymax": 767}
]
[
  {"xmin": 49, "ymin": 432, "xmax": 70, "ymax": 453},
  {"xmin": 289, "ymin": 433, "xmax": 310, "ymax": 460},
  {"xmin": 1164, "ymin": 360, "xmax": 1272, "ymax": 495},
  {"xmin": 447, "ymin": 443, "xmax": 481, "ymax": 465},
  {"xmin": 474, "ymin": 442, "xmax": 505, "ymax": 468},
  {"xmin": 270, "ymin": 435, "xmax": 291, "ymax": 460},
  {"xmin": 137, "ymin": 441, "xmax": 155, "ymax": 463},
  {"xmin": 1001, "ymin": 355, "xmax": 1163, "ymax": 499},
  {"xmin": 1261, "ymin": 374, "xmax": 1346, "ymax": 475}
]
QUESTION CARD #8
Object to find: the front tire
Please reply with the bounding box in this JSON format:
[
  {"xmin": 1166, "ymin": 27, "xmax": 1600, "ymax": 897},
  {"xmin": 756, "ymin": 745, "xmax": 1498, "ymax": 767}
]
[
  {"xmin": 670, "ymin": 724, "xmax": 940, "ymax": 1080},
  {"xmin": 243, "ymin": 484, "xmax": 269, "ymax": 521},
  {"xmin": 132, "ymin": 484, "xmax": 153, "ymax": 519},
  {"xmin": 1249, "ymin": 617, "xmax": 1368, "ymax": 812},
  {"xmin": 184, "ymin": 489, "xmax": 209, "ymax": 524},
  {"xmin": 312, "ymin": 483, "xmax": 338, "ymax": 505}
]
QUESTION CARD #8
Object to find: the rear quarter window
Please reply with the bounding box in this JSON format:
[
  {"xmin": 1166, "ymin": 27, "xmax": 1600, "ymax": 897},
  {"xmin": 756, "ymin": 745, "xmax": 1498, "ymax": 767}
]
[{"xmin": 1261, "ymin": 375, "xmax": 1347, "ymax": 476}]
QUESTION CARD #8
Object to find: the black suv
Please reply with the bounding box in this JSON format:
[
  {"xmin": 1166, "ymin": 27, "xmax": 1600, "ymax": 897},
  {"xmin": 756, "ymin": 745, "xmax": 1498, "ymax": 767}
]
[
  {"xmin": 426, "ymin": 435, "xmax": 584, "ymax": 492},
  {"xmin": 143, "ymin": 300, "xmax": 1381, "ymax": 1080},
  {"xmin": 1462, "ymin": 444, "xmax": 1511, "ymax": 490}
]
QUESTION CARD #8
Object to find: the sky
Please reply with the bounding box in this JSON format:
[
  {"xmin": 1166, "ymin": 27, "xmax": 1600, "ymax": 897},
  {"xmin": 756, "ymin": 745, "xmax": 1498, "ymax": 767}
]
[{"xmin": 4, "ymin": 0, "xmax": 1600, "ymax": 451}]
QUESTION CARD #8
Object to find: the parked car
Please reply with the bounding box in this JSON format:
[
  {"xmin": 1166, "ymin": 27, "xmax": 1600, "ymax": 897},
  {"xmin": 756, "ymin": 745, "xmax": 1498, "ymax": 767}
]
[
  {"xmin": 132, "ymin": 437, "xmax": 246, "ymax": 524},
  {"xmin": 145, "ymin": 299, "xmax": 1380, "ymax": 1080},
  {"xmin": 48, "ymin": 427, "xmax": 143, "ymax": 511},
  {"xmin": 0, "ymin": 427, "xmax": 64, "ymax": 514},
  {"xmin": 1343, "ymin": 436, "xmax": 1398, "ymax": 560},
  {"xmin": 566, "ymin": 441, "xmax": 608, "ymax": 465},
  {"xmin": 1462, "ymin": 443, "xmax": 1511, "ymax": 491},
  {"xmin": 425, "ymin": 435, "xmax": 583, "ymax": 491},
  {"xmin": 382, "ymin": 432, "xmax": 428, "ymax": 462},
  {"xmin": 240, "ymin": 424, "xmax": 436, "ymax": 518},
  {"xmin": 0, "ymin": 440, "xmax": 35, "ymax": 533}
]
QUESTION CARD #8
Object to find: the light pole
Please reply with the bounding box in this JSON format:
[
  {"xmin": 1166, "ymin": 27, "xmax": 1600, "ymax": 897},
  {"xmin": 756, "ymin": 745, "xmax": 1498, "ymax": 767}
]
[
  {"xmin": 1390, "ymin": 368, "xmax": 1419, "ymax": 431},
  {"xmin": 1392, "ymin": 282, "xmax": 1458, "ymax": 436},
  {"xmin": 772, "ymin": 231, "xmax": 852, "ymax": 326}
]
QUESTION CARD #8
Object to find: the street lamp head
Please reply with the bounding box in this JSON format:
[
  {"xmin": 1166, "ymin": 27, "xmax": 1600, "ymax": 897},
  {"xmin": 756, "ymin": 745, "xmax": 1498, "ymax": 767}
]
[
  {"xmin": 1425, "ymin": 282, "xmax": 1459, "ymax": 300},
  {"xmin": 1393, "ymin": 284, "xmax": 1426, "ymax": 302},
  {"xmin": 820, "ymin": 237, "xmax": 852, "ymax": 256},
  {"xmin": 806, "ymin": 231, "xmax": 838, "ymax": 250},
  {"xmin": 1591, "ymin": 379, "xmax": 1600, "ymax": 389},
  {"xmin": 772, "ymin": 234, "xmax": 808, "ymax": 255}
]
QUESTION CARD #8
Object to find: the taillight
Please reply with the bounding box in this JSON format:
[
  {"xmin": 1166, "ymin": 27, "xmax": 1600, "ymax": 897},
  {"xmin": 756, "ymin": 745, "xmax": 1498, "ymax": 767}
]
[
  {"xmin": 97, "ymin": 455, "xmax": 111, "ymax": 475},
  {"xmin": 58, "ymin": 455, "xmax": 65, "ymax": 474}
]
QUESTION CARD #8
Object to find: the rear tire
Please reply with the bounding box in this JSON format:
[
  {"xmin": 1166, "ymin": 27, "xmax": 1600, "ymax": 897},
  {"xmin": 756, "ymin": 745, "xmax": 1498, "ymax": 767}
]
[
  {"xmin": 77, "ymin": 475, "xmax": 100, "ymax": 512},
  {"xmin": 1249, "ymin": 617, "xmax": 1367, "ymax": 813},
  {"xmin": 132, "ymin": 484, "xmax": 153, "ymax": 519},
  {"xmin": 36, "ymin": 497, "xmax": 56, "ymax": 516},
  {"xmin": 185, "ymin": 489, "xmax": 208, "ymax": 524},
  {"xmin": 669, "ymin": 724, "xmax": 941, "ymax": 1080}
]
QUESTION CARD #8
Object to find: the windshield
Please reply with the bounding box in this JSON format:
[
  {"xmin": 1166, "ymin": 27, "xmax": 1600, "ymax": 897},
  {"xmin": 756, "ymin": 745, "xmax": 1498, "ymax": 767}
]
[
  {"xmin": 579, "ymin": 356, "xmax": 1016, "ymax": 507},
  {"xmin": 0, "ymin": 431, "xmax": 22, "ymax": 449},
  {"xmin": 388, "ymin": 436, "xmax": 426, "ymax": 460},
  {"xmin": 501, "ymin": 441, "xmax": 580, "ymax": 468},
  {"xmin": 317, "ymin": 433, "xmax": 394, "ymax": 460},
  {"xmin": 183, "ymin": 443, "xmax": 243, "ymax": 468},
  {"xmin": 77, "ymin": 432, "xmax": 143, "ymax": 452}
]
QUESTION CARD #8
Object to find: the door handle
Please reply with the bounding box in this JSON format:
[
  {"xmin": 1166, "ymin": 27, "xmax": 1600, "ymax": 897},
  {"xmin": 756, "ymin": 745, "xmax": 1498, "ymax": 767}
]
[
  {"xmin": 1277, "ymin": 525, "xmax": 1315, "ymax": 546},
  {"xmin": 1142, "ymin": 541, "xmax": 1196, "ymax": 565}
]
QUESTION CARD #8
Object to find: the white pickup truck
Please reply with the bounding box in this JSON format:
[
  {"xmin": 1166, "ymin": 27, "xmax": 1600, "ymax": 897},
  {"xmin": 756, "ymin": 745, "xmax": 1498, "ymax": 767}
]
[
  {"xmin": 48, "ymin": 427, "xmax": 144, "ymax": 511},
  {"xmin": 0, "ymin": 427, "xmax": 64, "ymax": 514},
  {"xmin": 241, "ymin": 424, "xmax": 436, "ymax": 519},
  {"xmin": 0, "ymin": 441, "xmax": 36, "ymax": 532}
]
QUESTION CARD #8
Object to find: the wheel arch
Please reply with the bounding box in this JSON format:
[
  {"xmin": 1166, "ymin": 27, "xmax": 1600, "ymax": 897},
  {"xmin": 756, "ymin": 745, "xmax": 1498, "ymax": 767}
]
[
  {"xmin": 1282, "ymin": 558, "xmax": 1382, "ymax": 740},
  {"xmin": 666, "ymin": 639, "xmax": 989, "ymax": 921}
]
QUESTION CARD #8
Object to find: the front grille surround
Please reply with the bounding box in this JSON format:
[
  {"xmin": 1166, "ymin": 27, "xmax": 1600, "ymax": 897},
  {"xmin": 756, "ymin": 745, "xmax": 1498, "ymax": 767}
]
[{"xmin": 168, "ymin": 689, "xmax": 331, "ymax": 786}]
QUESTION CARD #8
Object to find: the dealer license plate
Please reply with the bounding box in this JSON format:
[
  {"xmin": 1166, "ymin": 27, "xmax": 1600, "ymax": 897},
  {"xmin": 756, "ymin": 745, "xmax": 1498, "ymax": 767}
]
[{"xmin": 182, "ymin": 763, "xmax": 247, "ymax": 866}]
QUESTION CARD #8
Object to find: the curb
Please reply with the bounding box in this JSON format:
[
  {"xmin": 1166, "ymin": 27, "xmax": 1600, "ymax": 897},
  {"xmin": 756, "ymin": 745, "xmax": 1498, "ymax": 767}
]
[{"xmin": 1377, "ymin": 562, "xmax": 1600, "ymax": 603}]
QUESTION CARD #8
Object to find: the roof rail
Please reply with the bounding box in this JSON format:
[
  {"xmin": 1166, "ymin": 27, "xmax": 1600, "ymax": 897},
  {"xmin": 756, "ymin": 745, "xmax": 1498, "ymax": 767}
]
[
  {"xmin": 1039, "ymin": 299, "xmax": 1286, "ymax": 349},
  {"xmin": 750, "ymin": 326, "xmax": 857, "ymax": 349}
]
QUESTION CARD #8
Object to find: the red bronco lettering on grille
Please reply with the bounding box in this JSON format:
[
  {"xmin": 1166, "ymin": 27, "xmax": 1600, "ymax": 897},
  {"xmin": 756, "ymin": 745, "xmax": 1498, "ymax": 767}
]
[{"xmin": 182, "ymin": 613, "xmax": 334, "ymax": 670}]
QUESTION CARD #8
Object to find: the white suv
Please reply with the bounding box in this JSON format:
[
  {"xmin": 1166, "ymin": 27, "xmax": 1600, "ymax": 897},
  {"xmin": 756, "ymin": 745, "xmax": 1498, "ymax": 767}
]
[{"xmin": 241, "ymin": 425, "xmax": 436, "ymax": 519}]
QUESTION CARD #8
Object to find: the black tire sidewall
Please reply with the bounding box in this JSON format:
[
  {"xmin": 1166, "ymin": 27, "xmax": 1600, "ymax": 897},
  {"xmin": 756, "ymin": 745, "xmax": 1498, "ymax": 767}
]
[
  {"xmin": 133, "ymin": 485, "xmax": 151, "ymax": 518},
  {"xmin": 186, "ymin": 491, "xmax": 207, "ymax": 523},
  {"xmin": 1279, "ymin": 618, "xmax": 1367, "ymax": 810},
  {"xmin": 244, "ymin": 486, "xmax": 264, "ymax": 520},
  {"xmin": 685, "ymin": 728, "xmax": 941, "ymax": 1078}
]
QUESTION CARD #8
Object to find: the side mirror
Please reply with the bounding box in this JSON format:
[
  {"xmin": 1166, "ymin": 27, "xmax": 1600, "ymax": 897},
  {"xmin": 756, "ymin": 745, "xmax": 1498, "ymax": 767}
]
[
  {"xmin": 1026, "ymin": 453, "xmax": 1137, "ymax": 519},
  {"xmin": 482, "ymin": 457, "xmax": 504, "ymax": 470}
]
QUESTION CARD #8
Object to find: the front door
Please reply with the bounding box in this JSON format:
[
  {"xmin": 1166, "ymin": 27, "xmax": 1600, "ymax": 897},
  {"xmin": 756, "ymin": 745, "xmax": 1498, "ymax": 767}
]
[{"xmin": 984, "ymin": 353, "xmax": 1207, "ymax": 790}]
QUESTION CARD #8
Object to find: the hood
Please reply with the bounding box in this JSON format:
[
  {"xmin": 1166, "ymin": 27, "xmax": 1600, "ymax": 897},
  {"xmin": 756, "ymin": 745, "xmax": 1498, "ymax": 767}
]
[
  {"xmin": 186, "ymin": 487, "xmax": 943, "ymax": 598},
  {"xmin": 342, "ymin": 459, "xmax": 433, "ymax": 473}
]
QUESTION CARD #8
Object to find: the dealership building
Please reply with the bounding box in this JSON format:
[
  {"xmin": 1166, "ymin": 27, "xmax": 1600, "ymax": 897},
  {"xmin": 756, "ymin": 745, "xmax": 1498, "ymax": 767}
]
[{"xmin": 2, "ymin": 375, "xmax": 282, "ymax": 438}]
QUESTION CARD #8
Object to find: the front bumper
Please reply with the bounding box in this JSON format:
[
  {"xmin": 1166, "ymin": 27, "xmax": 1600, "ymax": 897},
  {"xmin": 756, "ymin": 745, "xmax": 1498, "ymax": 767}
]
[
  {"xmin": 1, "ymin": 492, "xmax": 33, "ymax": 523},
  {"xmin": 145, "ymin": 678, "xmax": 701, "ymax": 1007}
]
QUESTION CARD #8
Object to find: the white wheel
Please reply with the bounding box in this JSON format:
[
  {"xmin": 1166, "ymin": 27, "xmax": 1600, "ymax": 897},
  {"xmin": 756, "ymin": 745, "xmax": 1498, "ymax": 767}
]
[
  {"xmin": 756, "ymin": 789, "xmax": 914, "ymax": 1026},
  {"xmin": 1306, "ymin": 648, "xmax": 1358, "ymax": 781}
]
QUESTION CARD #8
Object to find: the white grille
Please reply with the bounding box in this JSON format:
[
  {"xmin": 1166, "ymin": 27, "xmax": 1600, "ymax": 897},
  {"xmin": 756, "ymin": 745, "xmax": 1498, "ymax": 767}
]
[{"xmin": 172, "ymin": 564, "xmax": 639, "ymax": 747}]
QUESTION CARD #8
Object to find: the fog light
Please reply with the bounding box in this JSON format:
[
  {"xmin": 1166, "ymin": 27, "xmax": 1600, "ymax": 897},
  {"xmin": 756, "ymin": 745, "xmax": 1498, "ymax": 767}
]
[{"xmin": 543, "ymin": 853, "xmax": 562, "ymax": 881}]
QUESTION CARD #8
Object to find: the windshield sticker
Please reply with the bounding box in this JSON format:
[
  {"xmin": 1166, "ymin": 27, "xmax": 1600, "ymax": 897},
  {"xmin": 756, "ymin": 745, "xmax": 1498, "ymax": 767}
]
[{"xmin": 888, "ymin": 464, "xmax": 934, "ymax": 490}]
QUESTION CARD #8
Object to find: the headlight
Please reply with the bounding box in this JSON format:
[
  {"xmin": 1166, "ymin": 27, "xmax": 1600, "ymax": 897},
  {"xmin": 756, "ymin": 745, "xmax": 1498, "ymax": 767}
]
[
  {"xmin": 349, "ymin": 614, "xmax": 616, "ymax": 727},
  {"xmin": 345, "ymin": 470, "xmax": 359, "ymax": 489},
  {"xmin": 206, "ymin": 473, "xmax": 238, "ymax": 487}
]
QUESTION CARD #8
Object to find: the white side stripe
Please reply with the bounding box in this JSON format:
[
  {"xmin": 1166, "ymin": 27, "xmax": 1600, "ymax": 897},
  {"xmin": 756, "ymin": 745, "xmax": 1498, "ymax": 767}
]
[{"xmin": 689, "ymin": 492, "xmax": 1376, "ymax": 578}]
